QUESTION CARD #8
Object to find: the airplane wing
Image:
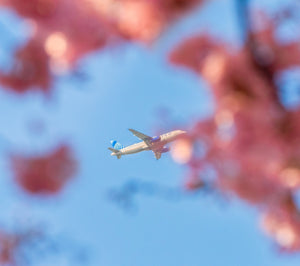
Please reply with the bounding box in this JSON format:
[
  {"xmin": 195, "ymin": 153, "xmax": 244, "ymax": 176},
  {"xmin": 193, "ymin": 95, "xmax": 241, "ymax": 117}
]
[
  {"xmin": 128, "ymin": 129, "xmax": 152, "ymax": 142},
  {"xmin": 153, "ymin": 151, "xmax": 161, "ymax": 160}
]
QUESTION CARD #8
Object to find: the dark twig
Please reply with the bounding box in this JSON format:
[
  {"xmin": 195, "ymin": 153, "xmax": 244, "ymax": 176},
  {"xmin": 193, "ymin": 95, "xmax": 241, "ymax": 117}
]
[
  {"xmin": 235, "ymin": 0, "xmax": 250, "ymax": 43},
  {"xmin": 236, "ymin": 0, "xmax": 285, "ymax": 110}
]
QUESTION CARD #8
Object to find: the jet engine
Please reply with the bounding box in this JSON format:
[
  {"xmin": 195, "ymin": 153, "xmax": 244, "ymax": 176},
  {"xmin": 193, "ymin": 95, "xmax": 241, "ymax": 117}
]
[
  {"xmin": 151, "ymin": 136, "xmax": 161, "ymax": 143},
  {"xmin": 161, "ymin": 147, "xmax": 170, "ymax": 153}
]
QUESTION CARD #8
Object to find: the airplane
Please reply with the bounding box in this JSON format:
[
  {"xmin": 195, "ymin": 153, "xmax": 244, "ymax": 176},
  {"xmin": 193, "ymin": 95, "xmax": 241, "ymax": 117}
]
[{"xmin": 108, "ymin": 129, "xmax": 186, "ymax": 160}]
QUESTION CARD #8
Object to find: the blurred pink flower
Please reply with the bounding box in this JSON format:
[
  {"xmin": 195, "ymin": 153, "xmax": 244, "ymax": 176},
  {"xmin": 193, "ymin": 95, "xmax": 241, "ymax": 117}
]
[
  {"xmin": 0, "ymin": 40, "xmax": 52, "ymax": 94},
  {"xmin": 10, "ymin": 144, "xmax": 77, "ymax": 195}
]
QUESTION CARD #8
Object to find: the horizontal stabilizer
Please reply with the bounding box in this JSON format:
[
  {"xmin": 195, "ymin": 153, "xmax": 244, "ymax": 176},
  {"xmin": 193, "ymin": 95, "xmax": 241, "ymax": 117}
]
[
  {"xmin": 108, "ymin": 147, "xmax": 119, "ymax": 153},
  {"xmin": 108, "ymin": 147, "xmax": 121, "ymax": 159}
]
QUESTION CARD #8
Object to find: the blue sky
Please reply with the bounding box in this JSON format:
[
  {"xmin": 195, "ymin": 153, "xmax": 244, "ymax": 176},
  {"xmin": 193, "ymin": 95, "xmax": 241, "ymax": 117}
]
[{"xmin": 0, "ymin": 0, "xmax": 300, "ymax": 265}]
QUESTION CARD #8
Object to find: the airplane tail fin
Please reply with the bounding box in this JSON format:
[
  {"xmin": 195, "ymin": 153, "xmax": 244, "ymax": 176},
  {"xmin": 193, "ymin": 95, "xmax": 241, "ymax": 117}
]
[
  {"xmin": 108, "ymin": 147, "xmax": 122, "ymax": 159},
  {"xmin": 110, "ymin": 140, "xmax": 123, "ymax": 150}
]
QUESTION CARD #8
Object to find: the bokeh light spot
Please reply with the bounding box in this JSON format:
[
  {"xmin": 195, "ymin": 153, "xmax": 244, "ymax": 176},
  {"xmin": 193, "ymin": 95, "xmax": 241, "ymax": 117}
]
[
  {"xmin": 45, "ymin": 32, "xmax": 68, "ymax": 59},
  {"xmin": 171, "ymin": 139, "xmax": 193, "ymax": 164}
]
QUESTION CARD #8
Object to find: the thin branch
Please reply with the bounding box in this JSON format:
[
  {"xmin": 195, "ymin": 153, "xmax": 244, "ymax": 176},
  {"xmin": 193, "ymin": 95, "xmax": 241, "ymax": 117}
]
[
  {"xmin": 235, "ymin": 0, "xmax": 250, "ymax": 43},
  {"xmin": 236, "ymin": 0, "xmax": 285, "ymax": 110}
]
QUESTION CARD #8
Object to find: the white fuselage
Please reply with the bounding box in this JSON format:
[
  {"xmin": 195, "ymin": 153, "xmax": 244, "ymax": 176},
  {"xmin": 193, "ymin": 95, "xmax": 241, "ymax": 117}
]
[{"xmin": 111, "ymin": 130, "xmax": 186, "ymax": 157}]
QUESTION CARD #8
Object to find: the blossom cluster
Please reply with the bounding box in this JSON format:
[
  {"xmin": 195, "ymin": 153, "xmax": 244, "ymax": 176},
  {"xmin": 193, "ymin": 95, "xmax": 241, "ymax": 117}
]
[
  {"xmin": 10, "ymin": 144, "xmax": 77, "ymax": 195},
  {"xmin": 169, "ymin": 16, "xmax": 300, "ymax": 251},
  {"xmin": 0, "ymin": 0, "xmax": 204, "ymax": 93},
  {"xmin": 1, "ymin": 0, "xmax": 300, "ymax": 254}
]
